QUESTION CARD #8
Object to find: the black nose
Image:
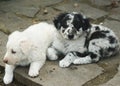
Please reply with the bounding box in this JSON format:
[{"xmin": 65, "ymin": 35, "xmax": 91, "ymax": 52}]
[
  {"xmin": 3, "ymin": 59, "xmax": 8, "ymax": 63},
  {"xmin": 68, "ymin": 35, "xmax": 74, "ymax": 39}
]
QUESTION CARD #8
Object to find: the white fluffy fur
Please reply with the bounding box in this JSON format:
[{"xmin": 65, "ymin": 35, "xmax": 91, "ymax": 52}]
[{"xmin": 3, "ymin": 22, "xmax": 56, "ymax": 84}]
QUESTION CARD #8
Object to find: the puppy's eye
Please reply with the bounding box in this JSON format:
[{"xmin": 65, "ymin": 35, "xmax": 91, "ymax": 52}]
[
  {"xmin": 62, "ymin": 29, "xmax": 65, "ymax": 33},
  {"xmin": 11, "ymin": 49, "xmax": 16, "ymax": 54}
]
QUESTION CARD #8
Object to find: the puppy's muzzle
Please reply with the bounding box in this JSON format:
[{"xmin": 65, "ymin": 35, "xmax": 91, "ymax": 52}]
[
  {"xmin": 68, "ymin": 35, "xmax": 74, "ymax": 39},
  {"xmin": 67, "ymin": 29, "xmax": 76, "ymax": 39},
  {"xmin": 68, "ymin": 28, "xmax": 76, "ymax": 35}
]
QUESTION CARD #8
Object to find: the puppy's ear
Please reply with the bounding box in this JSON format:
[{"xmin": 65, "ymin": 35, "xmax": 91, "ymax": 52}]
[
  {"xmin": 53, "ymin": 13, "xmax": 68, "ymax": 30},
  {"xmin": 76, "ymin": 13, "xmax": 91, "ymax": 31},
  {"xmin": 20, "ymin": 38, "xmax": 32, "ymax": 54},
  {"xmin": 82, "ymin": 18, "xmax": 91, "ymax": 31}
]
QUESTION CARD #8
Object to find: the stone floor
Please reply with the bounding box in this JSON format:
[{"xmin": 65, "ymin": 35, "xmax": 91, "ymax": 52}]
[{"xmin": 0, "ymin": 0, "xmax": 120, "ymax": 86}]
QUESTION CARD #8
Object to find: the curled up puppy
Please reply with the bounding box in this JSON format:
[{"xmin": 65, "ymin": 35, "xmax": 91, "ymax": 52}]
[
  {"xmin": 3, "ymin": 22, "xmax": 56, "ymax": 84},
  {"xmin": 47, "ymin": 12, "xmax": 120, "ymax": 67}
]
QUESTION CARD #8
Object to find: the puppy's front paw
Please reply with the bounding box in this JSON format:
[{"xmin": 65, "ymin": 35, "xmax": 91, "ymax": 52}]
[
  {"xmin": 47, "ymin": 47, "xmax": 59, "ymax": 60},
  {"xmin": 28, "ymin": 70, "xmax": 39, "ymax": 78},
  {"xmin": 3, "ymin": 73, "xmax": 13, "ymax": 84},
  {"xmin": 48, "ymin": 54, "xmax": 58, "ymax": 60},
  {"xmin": 59, "ymin": 60, "xmax": 71, "ymax": 68},
  {"xmin": 73, "ymin": 59, "xmax": 80, "ymax": 64}
]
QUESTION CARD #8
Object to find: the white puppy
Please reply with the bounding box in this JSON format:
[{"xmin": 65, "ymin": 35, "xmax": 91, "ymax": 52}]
[{"xmin": 3, "ymin": 22, "xmax": 56, "ymax": 84}]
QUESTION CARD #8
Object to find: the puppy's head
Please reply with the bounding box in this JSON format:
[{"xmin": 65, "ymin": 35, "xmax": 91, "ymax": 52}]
[
  {"xmin": 3, "ymin": 31, "xmax": 32, "ymax": 65},
  {"xmin": 53, "ymin": 12, "xmax": 91, "ymax": 40}
]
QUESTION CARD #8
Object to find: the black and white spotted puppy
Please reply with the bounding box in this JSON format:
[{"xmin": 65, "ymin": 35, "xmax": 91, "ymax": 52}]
[{"xmin": 47, "ymin": 12, "xmax": 120, "ymax": 67}]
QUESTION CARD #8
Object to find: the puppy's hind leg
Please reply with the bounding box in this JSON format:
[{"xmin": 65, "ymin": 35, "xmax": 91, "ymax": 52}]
[
  {"xmin": 3, "ymin": 64, "xmax": 16, "ymax": 84},
  {"xmin": 73, "ymin": 42, "xmax": 101, "ymax": 64},
  {"xmin": 73, "ymin": 52, "xmax": 100, "ymax": 64},
  {"xmin": 73, "ymin": 56, "xmax": 92, "ymax": 64}
]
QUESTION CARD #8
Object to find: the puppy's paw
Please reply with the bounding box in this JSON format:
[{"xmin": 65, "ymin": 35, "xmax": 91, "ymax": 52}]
[
  {"xmin": 3, "ymin": 74, "xmax": 13, "ymax": 84},
  {"xmin": 48, "ymin": 54, "xmax": 58, "ymax": 60},
  {"xmin": 59, "ymin": 60, "xmax": 71, "ymax": 68},
  {"xmin": 28, "ymin": 70, "xmax": 39, "ymax": 78},
  {"xmin": 73, "ymin": 56, "xmax": 92, "ymax": 64},
  {"xmin": 73, "ymin": 59, "xmax": 80, "ymax": 64},
  {"xmin": 47, "ymin": 47, "xmax": 58, "ymax": 60}
]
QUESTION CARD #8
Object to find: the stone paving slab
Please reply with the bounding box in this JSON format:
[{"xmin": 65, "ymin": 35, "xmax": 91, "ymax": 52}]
[
  {"xmin": 0, "ymin": 32, "xmax": 7, "ymax": 67},
  {"xmin": 109, "ymin": 13, "xmax": 120, "ymax": 21},
  {"xmin": 13, "ymin": 6, "xmax": 40, "ymax": 18},
  {"xmin": 54, "ymin": 3, "xmax": 108, "ymax": 20},
  {"xmin": 99, "ymin": 64, "xmax": 120, "ymax": 86},
  {"xmin": 0, "ymin": 0, "xmax": 63, "ymax": 10},
  {"xmin": 0, "ymin": 2, "xmax": 40, "ymax": 18},
  {"xmin": 14, "ymin": 62, "xmax": 103, "ymax": 86},
  {"xmin": 38, "ymin": 0, "xmax": 63, "ymax": 7},
  {"xmin": 0, "ymin": 0, "xmax": 62, "ymax": 23},
  {"xmin": 88, "ymin": 0, "xmax": 111, "ymax": 6},
  {"xmin": 103, "ymin": 19, "xmax": 120, "ymax": 39},
  {"xmin": 0, "ymin": 12, "xmax": 32, "ymax": 33},
  {"xmin": 0, "ymin": 22, "xmax": 10, "ymax": 35},
  {"xmin": 111, "ymin": 6, "xmax": 120, "ymax": 14},
  {"xmin": 36, "ymin": 7, "xmax": 61, "ymax": 21}
]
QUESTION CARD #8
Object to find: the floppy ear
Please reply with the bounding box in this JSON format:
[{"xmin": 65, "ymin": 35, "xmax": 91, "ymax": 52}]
[
  {"xmin": 19, "ymin": 39, "xmax": 32, "ymax": 54},
  {"xmin": 53, "ymin": 13, "xmax": 68, "ymax": 30},
  {"xmin": 76, "ymin": 13, "xmax": 91, "ymax": 31},
  {"xmin": 82, "ymin": 18, "xmax": 91, "ymax": 31}
]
